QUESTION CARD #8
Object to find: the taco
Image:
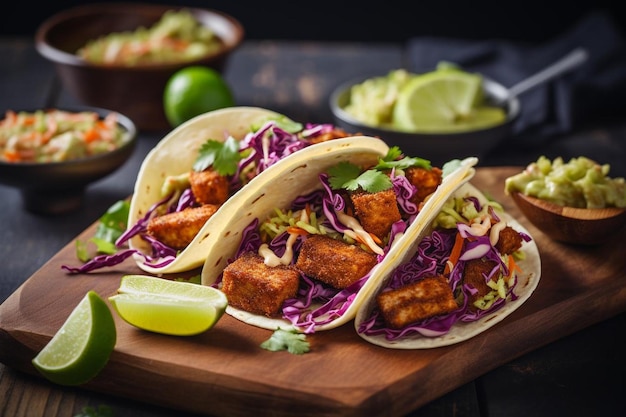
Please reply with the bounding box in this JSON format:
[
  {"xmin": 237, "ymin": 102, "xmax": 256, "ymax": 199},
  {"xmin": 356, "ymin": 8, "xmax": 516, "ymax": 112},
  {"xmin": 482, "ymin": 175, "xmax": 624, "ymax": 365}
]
[
  {"xmin": 63, "ymin": 106, "xmax": 357, "ymax": 275},
  {"xmin": 200, "ymin": 139, "xmax": 478, "ymax": 333},
  {"xmin": 354, "ymin": 182, "xmax": 541, "ymax": 349}
]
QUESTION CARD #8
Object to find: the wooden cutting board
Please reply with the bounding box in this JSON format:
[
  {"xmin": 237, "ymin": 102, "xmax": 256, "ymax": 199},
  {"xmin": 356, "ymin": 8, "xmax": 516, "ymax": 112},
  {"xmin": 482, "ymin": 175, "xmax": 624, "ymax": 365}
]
[{"xmin": 1, "ymin": 167, "xmax": 625, "ymax": 417}]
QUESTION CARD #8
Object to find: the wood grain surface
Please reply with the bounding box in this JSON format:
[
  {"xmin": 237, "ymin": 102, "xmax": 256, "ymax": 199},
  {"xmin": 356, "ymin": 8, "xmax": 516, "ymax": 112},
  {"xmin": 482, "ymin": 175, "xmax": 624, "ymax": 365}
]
[{"xmin": 1, "ymin": 167, "xmax": 625, "ymax": 417}]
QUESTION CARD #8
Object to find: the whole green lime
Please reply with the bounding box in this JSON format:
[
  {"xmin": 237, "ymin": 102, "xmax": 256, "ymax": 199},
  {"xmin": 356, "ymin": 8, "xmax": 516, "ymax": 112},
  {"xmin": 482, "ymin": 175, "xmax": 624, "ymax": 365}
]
[{"xmin": 163, "ymin": 66, "xmax": 235, "ymax": 128}]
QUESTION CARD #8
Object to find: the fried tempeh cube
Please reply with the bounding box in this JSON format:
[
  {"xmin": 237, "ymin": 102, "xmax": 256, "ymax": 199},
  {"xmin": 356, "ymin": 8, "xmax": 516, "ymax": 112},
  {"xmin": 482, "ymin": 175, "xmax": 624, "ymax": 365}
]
[
  {"xmin": 222, "ymin": 251, "xmax": 300, "ymax": 317},
  {"xmin": 494, "ymin": 225, "xmax": 524, "ymax": 255},
  {"xmin": 295, "ymin": 235, "xmax": 378, "ymax": 289},
  {"xmin": 350, "ymin": 188, "xmax": 402, "ymax": 241},
  {"xmin": 376, "ymin": 275, "xmax": 458, "ymax": 329},
  {"xmin": 462, "ymin": 258, "xmax": 499, "ymax": 310},
  {"xmin": 147, "ymin": 204, "xmax": 219, "ymax": 249},
  {"xmin": 308, "ymin": 127, "xmax": 354, "ymax": 144},
  {"xmin": 404, "ymin": 166, "xmax": 443, "ymax": 206},
  {"xmin": 189, "ymin": 169, "xmax": 230, "ymax": 205}
]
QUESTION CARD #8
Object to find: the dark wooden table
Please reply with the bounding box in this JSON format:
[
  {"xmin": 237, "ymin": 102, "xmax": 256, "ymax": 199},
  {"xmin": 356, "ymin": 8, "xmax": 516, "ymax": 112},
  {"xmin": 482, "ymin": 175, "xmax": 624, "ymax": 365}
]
[{"xmin": 1, "ymin": 36, "xmax": 625, "ymax": 417}]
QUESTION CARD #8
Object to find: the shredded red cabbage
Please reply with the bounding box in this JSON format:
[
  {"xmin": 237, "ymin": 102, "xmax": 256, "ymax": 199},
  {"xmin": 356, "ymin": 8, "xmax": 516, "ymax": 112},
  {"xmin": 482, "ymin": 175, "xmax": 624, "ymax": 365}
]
[{"xmin": 392, "ymin": 173, "xmax": 418, "ymax": 215}]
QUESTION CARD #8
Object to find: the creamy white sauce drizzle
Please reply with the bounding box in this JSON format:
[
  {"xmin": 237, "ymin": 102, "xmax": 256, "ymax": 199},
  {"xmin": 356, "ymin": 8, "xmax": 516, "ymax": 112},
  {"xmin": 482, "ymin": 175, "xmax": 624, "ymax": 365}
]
[
  {"xmin": 335, "ymin": 210, "xmax": 384, "ymax": 255},
  {"xmin": 259, "ymin": 208, "xmax": 307, "ymax": 266},
  {"xmin": 468, "ymin": 215, "xmax": 492, "ymax": 237},
  {"xmin": 489, "ymin": 220, "xmax": 506, "ymax": 247},
  {"xmin": 259, "ymin": 231, "xmax": 298, "ymax": 267}
]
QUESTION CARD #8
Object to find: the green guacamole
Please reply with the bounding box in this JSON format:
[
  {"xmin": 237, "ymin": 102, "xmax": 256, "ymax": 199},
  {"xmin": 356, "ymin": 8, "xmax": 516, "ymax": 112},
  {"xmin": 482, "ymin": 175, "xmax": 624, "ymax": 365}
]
[{"xmin": 504, "ymin": 156, "xmax": 626, "ymax": 209}]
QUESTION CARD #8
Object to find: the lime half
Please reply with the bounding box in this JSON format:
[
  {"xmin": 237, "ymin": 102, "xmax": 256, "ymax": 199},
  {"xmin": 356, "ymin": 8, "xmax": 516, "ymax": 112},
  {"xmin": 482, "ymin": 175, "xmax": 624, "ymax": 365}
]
[
  {"xmin": 392, "ymin": 69, "xmax": 506, "ymax": 133},
  {"xmin": 32, "ymin": 291, "xmax": 116, "ymax": 386},
  {"xmin": 109, "ymin": 275, "xmax": 228, "ymax": 336}
]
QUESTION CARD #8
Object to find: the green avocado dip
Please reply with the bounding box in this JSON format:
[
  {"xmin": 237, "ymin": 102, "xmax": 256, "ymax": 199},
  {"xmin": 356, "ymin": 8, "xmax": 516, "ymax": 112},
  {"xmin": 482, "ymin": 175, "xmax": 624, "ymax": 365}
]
[{"xmin": 504, "ymin": 155, "xmax": 626, "ymax": 209}]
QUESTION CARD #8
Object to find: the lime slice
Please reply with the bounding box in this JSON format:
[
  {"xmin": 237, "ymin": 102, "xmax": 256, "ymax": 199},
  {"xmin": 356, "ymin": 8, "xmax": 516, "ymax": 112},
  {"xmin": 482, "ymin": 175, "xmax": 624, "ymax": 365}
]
[
  {"xmin": 32, "ymin": 291, "xmax": 116, "ymax": 386},
  {"xmin": 392, "ymin": 69, "xmax": 506, "ymax": 133},
  {"xmin": 109, "ymin": 275, "xmax": 228, "ymax": 336}
]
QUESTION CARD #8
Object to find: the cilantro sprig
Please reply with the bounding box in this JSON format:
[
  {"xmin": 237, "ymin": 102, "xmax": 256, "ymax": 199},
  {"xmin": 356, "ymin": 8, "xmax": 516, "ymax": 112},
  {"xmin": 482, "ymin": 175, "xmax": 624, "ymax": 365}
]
[
  {"xmin": 327, "ymin": 146, "xmax": 431, "ymax": 193},
  {"xmin": 193, "ymin": 136, "xmax": 242, "ymax": 175},
  {"xmin": 76, "ymin": 200, "xmax": 130, "ymax": 262},
  {"xmin": 260, "ymin": 328, "xmax": 310, "ymax": 355}
]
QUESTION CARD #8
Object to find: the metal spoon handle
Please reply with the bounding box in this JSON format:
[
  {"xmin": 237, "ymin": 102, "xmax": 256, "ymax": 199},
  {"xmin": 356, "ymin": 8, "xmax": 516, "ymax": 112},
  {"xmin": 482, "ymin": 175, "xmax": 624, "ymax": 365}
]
[{"xmin": 508, "ymin": 48, "xmax": 589, "ymax": 98}]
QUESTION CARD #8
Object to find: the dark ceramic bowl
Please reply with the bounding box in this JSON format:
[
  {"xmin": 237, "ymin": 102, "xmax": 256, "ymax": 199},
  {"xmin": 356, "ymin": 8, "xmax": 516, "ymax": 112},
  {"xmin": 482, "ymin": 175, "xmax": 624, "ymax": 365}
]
[
  {"xmin": 330, "ymin": 75, "xmax": 520, "ymax": 166},
  {"xmin": 0, "ymin": 106, "xmax": 137, "ymax": 215},
  {"xmin": 35, "ymin": 3, "xmax": 244, "ymax": 131}
]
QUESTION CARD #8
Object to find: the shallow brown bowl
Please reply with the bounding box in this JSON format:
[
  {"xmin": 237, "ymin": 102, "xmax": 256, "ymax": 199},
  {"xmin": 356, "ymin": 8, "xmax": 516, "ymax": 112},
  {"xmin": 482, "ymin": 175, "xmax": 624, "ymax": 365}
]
[
  {"xmin": 35, "ymin": 3, "xmax": 244, "ymax": 131},
  {"xmin": 329, "ymin": 76, "xmax": 520, "ymax": 166},
  {"xmin": 510, "ymin": 192, "xmax": 626, "ymax": 245},
  {"xmin": 0, "ymin": 106, "xmax": 137, "ymax": 215}
]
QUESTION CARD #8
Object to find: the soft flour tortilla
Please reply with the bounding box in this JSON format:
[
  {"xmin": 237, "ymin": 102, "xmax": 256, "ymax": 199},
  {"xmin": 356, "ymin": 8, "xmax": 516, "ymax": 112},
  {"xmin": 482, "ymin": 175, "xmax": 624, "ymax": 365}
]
[
  {"xmin": 201, "ymin": 147, "xmax": 479, "ymax": 332},
  {"xmin": 354, "ymin": 182, "xmax": 542, "ymax": 349},
  {"xmin": 128, "ymin": 106, "xmax": 282, "ymax": 274}
]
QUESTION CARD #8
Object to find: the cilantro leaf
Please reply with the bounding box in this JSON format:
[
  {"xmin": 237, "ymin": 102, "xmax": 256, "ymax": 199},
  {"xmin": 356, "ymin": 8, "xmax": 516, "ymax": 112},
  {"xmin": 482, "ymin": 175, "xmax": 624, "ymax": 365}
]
[
  {"xmin": 75, "ymin": 199, "xmax": 129, "ymax": 263},
  {"xmin": 260, "ymin": 328, "xmax": 310, "ymax": 355},
  {"xmin": 374, "ymin": 156, "xmax": 430, "ymax": 171},
  {"xmin": 375, "ymin": 147, "xmax": 431, "ymax": 171},
  {"xmin": 327, "ymin": 161, "xmax": 362, "ymax": 190},
  {"xmin": 344, "ymin": 170, "xmax": 392, "ymax": 193},
  {"xmin": 327, "ymin": 161, "xmax": 392, "ymax": 193},
  {"xmin": 383, "ymin": 146, "xmax": 403, "ymax": 162},
  {"xmin": 193, "ymin": 136, "xmax": 242, "ymax": 175},
  {"xmin": 94, "ymin": 200, "xmax": 130, "ymax": 243}
]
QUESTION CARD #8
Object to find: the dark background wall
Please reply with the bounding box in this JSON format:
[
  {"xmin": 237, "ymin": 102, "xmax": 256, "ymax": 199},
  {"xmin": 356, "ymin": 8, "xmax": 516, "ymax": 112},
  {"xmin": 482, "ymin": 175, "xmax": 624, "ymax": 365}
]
[{"xmin": 4, "ymin": 0, "xmax": 625, "ymax": 44}]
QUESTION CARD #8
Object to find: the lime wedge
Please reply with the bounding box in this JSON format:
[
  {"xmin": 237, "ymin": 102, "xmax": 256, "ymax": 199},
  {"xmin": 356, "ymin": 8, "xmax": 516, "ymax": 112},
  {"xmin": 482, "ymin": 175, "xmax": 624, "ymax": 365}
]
[
  {"xmin": 109, "ymin": 275, "xmax": 228, "ymax": 336},
  {"xmin": 392, "ymin": 69, "xmax": 506, "ymax": 133},
  {"xmin": 32, "ymin": 291, "xmax": 116, "ymax": 386}
]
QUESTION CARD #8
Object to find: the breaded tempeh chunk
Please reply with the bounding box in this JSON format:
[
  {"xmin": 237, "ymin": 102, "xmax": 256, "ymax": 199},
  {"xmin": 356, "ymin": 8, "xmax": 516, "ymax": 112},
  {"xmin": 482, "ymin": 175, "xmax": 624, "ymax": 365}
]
[
  {"xmin": 222, "ymin": 251, "xmax": 300, "ymax": 317},
  {"xmin": 295, "ymin": 235, "xmax": 378, "ymax": 289},
  {"xmin": 189, "ymin": 169, "xmax": 230, "ymax": 205},
  {"xmin": 309, "ymin": 127, "xmax": 353, "ymax": 144},
  {"xmin": 404, "ymin": 166, "xmax": 443, "ymax": 205},
  {"xmin": 462, "ymin": 258, "xmax": 499, "ymax": 310},
  {"xmin": 350, "ymin": 188, "xmax": 401, "ymax": 240},
  {"xmin": 494, "ymin": 225, "xmax": 524, "ymax": 255},
  {"xmin": 147, "ymin": 204, "xmax": 219, "ymax": 249},
  {"xmin": 376, "ymin": 275, "xmax": 458, "ymax": 329}
]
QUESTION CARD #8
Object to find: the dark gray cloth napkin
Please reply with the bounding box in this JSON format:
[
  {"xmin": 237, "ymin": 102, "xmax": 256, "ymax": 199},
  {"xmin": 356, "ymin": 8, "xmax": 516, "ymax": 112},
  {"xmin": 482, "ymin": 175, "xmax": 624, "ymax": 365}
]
[{"xmin": 406, "ymin": 10, "xmax": 626, "ymax": 146}]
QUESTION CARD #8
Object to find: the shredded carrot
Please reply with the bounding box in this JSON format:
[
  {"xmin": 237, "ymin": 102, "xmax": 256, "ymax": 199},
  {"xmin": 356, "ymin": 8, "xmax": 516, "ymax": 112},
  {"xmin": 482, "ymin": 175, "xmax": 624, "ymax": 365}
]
[
  {"xmin": 286, "ymin": 226, "xmax": 309, "ymax": 236},
  {"xmin": 3, "ymin": 150, "xmax": 20, "ymax": 162},
  {"xmin": 84, "ymin": 128, "xmax": 101, "ymax": 143},
  {"xmin": 444, "ymin": 231, "xmax": 464, "ymax": 274},
  {"xmin": 354, "ymin": 232, "xmax": 383, "ymax": 247},
  {"xmin": 507, "ymin": 254, "xmax": 521, "ymax": 278},
  {"xmin": 369, "ymin": 232, "xmax": 383, "ymax": 245}
]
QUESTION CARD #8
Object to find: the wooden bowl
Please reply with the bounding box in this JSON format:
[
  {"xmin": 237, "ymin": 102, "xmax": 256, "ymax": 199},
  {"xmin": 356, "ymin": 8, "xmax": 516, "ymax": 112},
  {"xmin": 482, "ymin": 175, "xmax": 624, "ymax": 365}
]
[
  {"xmin": 35, "ymin": 3, "xmax": 244, "ymax": 131},
  {"xmin": 510, "ymin": 192, "xmax": 626, "ymax": 245}
]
